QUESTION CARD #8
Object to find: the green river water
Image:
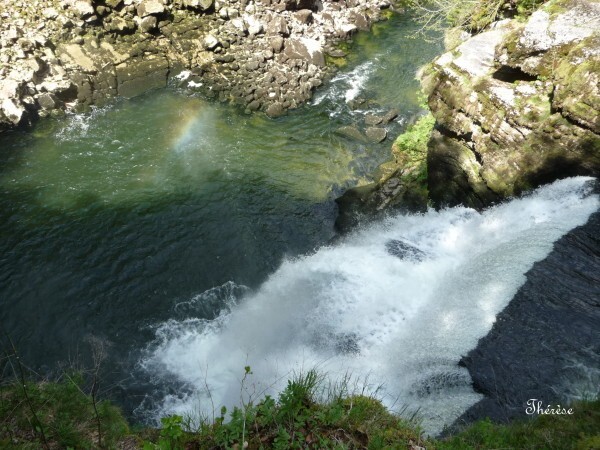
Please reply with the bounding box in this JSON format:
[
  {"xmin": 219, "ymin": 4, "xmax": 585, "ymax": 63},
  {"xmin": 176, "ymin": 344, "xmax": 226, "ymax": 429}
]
[{"xmin": 0, "ymin": 15, "xmax": 442, "ymax": 416}]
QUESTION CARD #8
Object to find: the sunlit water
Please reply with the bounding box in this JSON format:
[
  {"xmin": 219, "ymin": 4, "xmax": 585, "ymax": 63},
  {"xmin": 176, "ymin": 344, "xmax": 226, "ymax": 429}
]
[
  {"xmin": 2, "ymin": 13, "xmax": 596, "ymax": 435},
  {"xmin": 139, "ymin": 178, "xmax": 599, "ymax": 434},
  {"xmin": 0, "ymin": 14, "xmax": 443, "ymax": 419}
]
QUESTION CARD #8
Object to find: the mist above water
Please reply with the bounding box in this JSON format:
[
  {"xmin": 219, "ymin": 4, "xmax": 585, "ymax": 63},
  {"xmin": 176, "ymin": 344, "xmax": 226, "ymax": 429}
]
[{"xmin": 140, "ymin": 177, "xmax": 599, "ymax": 434}]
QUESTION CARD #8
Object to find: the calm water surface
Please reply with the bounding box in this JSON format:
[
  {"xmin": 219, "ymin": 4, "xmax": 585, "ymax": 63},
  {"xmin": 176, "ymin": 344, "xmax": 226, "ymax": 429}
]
[{"xmin": 0, "ymin": 15, "xmax": 443, "ymax": 414}]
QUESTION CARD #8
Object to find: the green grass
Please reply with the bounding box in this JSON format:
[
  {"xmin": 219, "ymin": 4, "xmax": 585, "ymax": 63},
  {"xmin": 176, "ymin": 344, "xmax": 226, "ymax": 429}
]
[
  {"xmin": 0, "ymin": 374, "xmax": 129, "ymax": 449},
  {"xmin": 0, "ymin": 368, "xmax": 598, "ymax": 449}
]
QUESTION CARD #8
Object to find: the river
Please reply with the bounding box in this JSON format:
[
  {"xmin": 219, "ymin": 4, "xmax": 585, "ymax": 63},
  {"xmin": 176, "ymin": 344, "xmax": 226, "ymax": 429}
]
[{"xmin": 0, "ymin": 14, "xmax": 597, "ymax": 435}]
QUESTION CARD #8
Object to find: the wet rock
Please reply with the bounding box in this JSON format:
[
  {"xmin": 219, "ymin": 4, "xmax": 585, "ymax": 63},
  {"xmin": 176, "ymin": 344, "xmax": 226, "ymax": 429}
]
[
  {"xmin": 365, "ymin": 126, "xmax": 387, "ymax": 142},
  {"xmin": 382, "ymin": 108, "xmax": 399, "ymax": 123},
  {"xmin": 336, "ymin": 125, "xmax": 366, "ymax": 141},
  {"xmin": 456, "ymin": 209, "xmax": 600, "ymax": 426},
  {"xmin": 265, "ymin": 101, "xmax": 284, "ymax": 117},
  {"xmin": 364, "ymin": 113, "xmax": 382, "ymax": 126},
  {"xmin": 385, "ymin": 239, "xmax": 426, "ymax": 261}
]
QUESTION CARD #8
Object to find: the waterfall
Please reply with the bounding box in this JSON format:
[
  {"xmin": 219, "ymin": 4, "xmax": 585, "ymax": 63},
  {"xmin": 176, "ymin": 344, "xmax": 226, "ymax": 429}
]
[{"xmin": 140, "ymin": 177, "xmax": 598, "ymax": 433}]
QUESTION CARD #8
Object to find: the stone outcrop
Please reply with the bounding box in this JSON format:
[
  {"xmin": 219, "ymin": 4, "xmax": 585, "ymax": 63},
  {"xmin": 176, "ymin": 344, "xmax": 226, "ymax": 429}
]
[
  {"xmin": 421, "ymin": 0, "xmax": 600, "ymax": 208},
  {"xmin": 0, "ymin": 0, "xmax": 393, "ymax": 129}
]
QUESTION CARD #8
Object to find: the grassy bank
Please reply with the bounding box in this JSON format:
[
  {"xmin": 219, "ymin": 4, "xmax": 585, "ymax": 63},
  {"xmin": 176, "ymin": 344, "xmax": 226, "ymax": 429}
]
[{"xmin": 1, "ymin": 368, "xmax": 598, "ymax": 449}]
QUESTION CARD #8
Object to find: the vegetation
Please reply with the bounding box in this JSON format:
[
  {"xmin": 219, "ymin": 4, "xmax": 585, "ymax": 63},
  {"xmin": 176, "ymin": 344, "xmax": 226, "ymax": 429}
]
[
  {"xmin": 1, "ymin": 362, "xmax": 599, "ymax": 449},
  {"xmin": 387, "ymin": 112, "xmax": 435, "ymax": 185},
  {"xmin": 406, "ymin": 0, "xmax": 548, "ymax": 34}
]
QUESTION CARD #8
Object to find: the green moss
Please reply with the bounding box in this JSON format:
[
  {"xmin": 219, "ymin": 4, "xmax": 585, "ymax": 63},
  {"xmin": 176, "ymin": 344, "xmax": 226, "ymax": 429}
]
[{"xmin": 325, "ymin": 54, "xmax": 348, "ymax": 68}]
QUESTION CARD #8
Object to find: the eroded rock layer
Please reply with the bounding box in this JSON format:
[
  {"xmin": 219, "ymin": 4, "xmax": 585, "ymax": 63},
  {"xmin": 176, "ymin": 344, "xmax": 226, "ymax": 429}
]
[{"xmin": 421, "ymin": 0, "xmax": 600, "ymax": 208}]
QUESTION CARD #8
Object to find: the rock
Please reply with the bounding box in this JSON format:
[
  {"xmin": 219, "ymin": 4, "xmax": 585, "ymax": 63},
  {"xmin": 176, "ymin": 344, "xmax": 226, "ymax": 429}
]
[
  {"xmin": 37, "ymin": 92, "xmax": 58, "ymax": 109},
  {"xmin": 294, "ymin": 9, "xmax": 313, "ymax": 24},
  {"xmin": 385, "ymin": 240, "xmax": 427, "ymax": 261},
  {"xmin": 269, "ymin": 36, "xmax": 284, "ymax": 53},
  {"xmin": 420, "ymin": 0, "xmax": 600, "ymax": 208},
  {"xmin": 105, "ymin": 0, "xmax": 123, "ymax": 7},
  {"xmin": 136, "ymin": 0, "xmax": 165, "ymax": 17},
  {"xmin": 266, "ymin": 16, "xmax": 289, "ymax": 35},
  {"xmin": 265, "ymin": 101, "xmax": 284, "ymax": 117},
  {"xmin": 350, "ymin": 12, "xmax": 370, "ymax": 31},
  {"xmin": 204, "ymin": 34, "xmax": 220, "ymax": 50},
  {"xmin": 336, "ymin": 125, "xmax": 366, "ymax": 141},
  {"xmin": 183, "ymin": 0, "xmax": 213, "ymax": 9},
  {"xmin": 364, "ymin": 114, "xmax": 382, "ymax": 126},
  {"xmin": 139, "ymin": 15, "xmax": 158, "ymax": 32},
  {"xmin": 336, "ymin": 22, "xmax": 357, "ymax": 39},
  {"xmin": 245, "ymin": 15, "xmax": 264, "ymax": 36},
  {"xmin": 247, "ymin": 99, "xmax": 261, "ymax": 111},
  {"xmin": 365, "ymin": 126, "xmax": 387, "ymax": 142},
  {"xmin": 283, "ymin": 37, "xmax": 324, "ymax": 67},
  {"xmin": 72, "ymin": 0, "xmax": 95, "ymax": 18},
  {"xmin": 42, "ymin": 7, "xmax": 60, "ymax": 19},
  {"xmin": 0, "ymin": 79, "xmax": 26, "ymax": 125},
  {"xmin": 382, "ymin": 108, "xmax": 399, "ymax": 123},
  {"xmin": 457, "ymin": 210, "xmax": 600, "ymax": 425}
]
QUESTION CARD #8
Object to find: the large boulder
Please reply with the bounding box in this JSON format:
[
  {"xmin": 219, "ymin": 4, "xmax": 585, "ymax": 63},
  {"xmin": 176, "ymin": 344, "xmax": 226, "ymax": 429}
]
[{"xmin": 283, "ymin": 37, "xmax": 324, "ymax": 66}]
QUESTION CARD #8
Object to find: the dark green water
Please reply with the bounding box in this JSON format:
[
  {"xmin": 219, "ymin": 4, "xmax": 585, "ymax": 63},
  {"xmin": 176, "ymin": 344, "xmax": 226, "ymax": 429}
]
[{"xmin": 0, "ymin": 15, "xmax": 442, "ymax": 414}]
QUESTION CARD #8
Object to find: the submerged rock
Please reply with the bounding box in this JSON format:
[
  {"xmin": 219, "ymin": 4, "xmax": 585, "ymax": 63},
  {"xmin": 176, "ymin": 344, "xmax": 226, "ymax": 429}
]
[{"xmin": 365, "ymin": 126, "xmax": 387, "ymax": 142}]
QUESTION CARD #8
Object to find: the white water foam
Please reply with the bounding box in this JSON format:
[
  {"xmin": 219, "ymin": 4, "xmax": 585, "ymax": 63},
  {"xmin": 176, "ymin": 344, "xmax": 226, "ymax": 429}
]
[
  {"xmin": 313, "ymin": 60, "xmax": 375, "ymax": 109},
  {"xmin": 140, "ymin": 177, "xmax": 598, "ymax": 434}
]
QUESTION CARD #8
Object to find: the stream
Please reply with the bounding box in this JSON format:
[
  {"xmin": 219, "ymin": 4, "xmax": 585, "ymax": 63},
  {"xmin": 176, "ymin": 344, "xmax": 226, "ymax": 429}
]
[{"xmin": 0, "ymin": 14, "xmax": 597, "ymax": 435}]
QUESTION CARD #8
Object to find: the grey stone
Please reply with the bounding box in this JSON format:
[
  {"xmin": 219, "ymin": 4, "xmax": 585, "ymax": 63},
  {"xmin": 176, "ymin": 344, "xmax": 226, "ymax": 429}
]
[
  {"xmin": 365, "ymin": 127, "xmax": 387, "ymax": 142},
  {"xmin": 265, "ymin": 102, "xmax": 284, "ymax": 117},
  {"xmin": 336, "ymin": 125, "xmax": 366, "ymax": 141},
  {"xmin": 139, "ymin": 16, "xmax": 158, "ymax": 33},
  {"xmin": 136, "ymin": 0, "xmax": 165, "ymax": 17},
  {"xmin": 365, "ymin": 114, "xmax": 382, "ymax": 126},
  {"xmin": 283, "ymin": 37, "xmax": 324, "ymax": 67}
]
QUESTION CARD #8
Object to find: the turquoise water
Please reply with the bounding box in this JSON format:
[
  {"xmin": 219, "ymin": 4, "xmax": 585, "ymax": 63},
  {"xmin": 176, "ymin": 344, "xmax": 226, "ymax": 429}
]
[{"xmin": 0, "ymin": 14, "xmax": 442, "ymax": 415}]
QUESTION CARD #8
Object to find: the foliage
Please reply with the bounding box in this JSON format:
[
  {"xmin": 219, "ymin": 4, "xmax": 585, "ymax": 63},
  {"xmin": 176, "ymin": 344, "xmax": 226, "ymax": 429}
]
[
  {"xmin": 390, "ymin": 112, "xmax": 435, "ymax": 185},
  {"xmin": 439, "ymin": 399, "xmax": 600, "ymax": 449},
  {"xmin": 0, "ymin": 376, "xmax": 129, "ymax": 449},
  {"xmin": 394, "ymin": 113, "xmax": 435, "ymax": 158},
  {"xmin": 0, "ymin": 365, "xmax": 599, "ymax": 449},
  {"xmin": 405, "ymin": 0, "xmax": 547, "ymax": 35}
]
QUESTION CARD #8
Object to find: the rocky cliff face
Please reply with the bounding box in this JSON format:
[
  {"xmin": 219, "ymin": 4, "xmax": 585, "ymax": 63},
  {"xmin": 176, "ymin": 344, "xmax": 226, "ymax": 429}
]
[
  {"xmin": 0, "ymin": 0, "xmax": 391, "ymax": 129},
  {"xmin": 421, "ymin": 0, "xmax": 600, "ymax": 208}
]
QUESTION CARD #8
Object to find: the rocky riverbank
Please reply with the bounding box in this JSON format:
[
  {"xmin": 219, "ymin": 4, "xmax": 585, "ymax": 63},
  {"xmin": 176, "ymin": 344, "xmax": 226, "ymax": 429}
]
[
  {"xmin": 0, "ymin": 0, "xmax": 392, "ymax": 129},
  {"xmin": 422, "ymin": 0, "xmax": 600, "ymax": 208},
  {"xmin": 336, "ymin": 0, "xmax": 599, "ymax": 227}
]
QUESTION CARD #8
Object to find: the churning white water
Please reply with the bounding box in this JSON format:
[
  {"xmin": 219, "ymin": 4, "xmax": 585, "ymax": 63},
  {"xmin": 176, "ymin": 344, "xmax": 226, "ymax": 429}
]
[{"xmin": 141, "ymin": 177, "xmax": 598, "ymax": 434}]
